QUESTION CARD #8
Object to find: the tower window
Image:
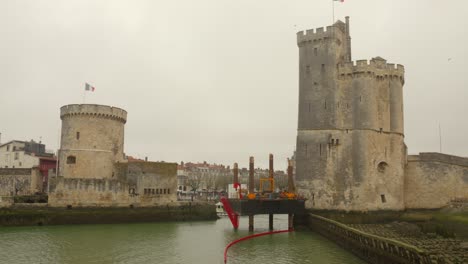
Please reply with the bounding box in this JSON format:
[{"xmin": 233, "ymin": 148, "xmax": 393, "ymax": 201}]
[
  {"xmin": 314, "ymin": 48, "xmax": 317, "ymax": 56},
  {"xmin": 66, "ymin": 156, "xmax": 76, "ymax": 164},
  {"xmin": 378, "ymin": 162, "xmax": 388, "ymax": 173},
  {"xmin": 306, "ymin": 65, "xmax": 310, "ymax": 74},
  {"xmin": 321, "ymin": 64, "xmax": 325, "ymax": 72},
  {"xmin": 76, "ymin": 132, "xmax": 80, "ymax": 140},
  {"xmin": 331, "ymin": 139, "xmax": 335, "ymax": 145},
  {"xmin": 336, "ymin": 139, "xmax": 339, "ymax": 145},
  {"xmin": 381, "ymin": 194, "xmax": 387, "ymax": 203}
]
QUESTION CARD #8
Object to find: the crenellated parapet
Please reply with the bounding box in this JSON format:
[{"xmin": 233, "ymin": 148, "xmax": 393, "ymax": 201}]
[
  {"xmin": 60, "ymin": 104, "xmax": 127, "ymax": 124},
  {"xmin": 297, "ymin": 25, "xmax": 346, "ymax": 46},
  {"xmin": 338, "ymin": 57, "xmax": 404, "ymax": 83}
]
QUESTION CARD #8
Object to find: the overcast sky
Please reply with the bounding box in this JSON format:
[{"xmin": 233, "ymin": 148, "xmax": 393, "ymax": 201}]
[{"xmin": 1, "ymin": 0, "xmax": 468, "ymax": 169}]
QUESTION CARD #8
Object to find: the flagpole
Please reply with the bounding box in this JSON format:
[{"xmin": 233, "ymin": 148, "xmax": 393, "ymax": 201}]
[
  {"xmin": 332, "ymin": 0, "xmax": 335, "ymax": 26},
  {"xmin": 83, "ymin": 85, "xmax": 86, "ymax": 104}
]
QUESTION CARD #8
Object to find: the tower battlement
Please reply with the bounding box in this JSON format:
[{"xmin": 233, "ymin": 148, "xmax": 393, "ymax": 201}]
[
  {"xmin": 338, "ymin": 57, "xmax": 404, "ymax": 80},
  {"xmin": 60, "ymin": 104, "xmax": 127, "ymax": 124},
  {"xmin": 297, "ymin": 25, "xmax": 346, "ymax": 45}
]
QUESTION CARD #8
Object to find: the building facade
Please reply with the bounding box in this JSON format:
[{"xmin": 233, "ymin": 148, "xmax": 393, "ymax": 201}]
[{"xmin": 0, "ymin": 140, "xmax": 56, "ymax": 192}]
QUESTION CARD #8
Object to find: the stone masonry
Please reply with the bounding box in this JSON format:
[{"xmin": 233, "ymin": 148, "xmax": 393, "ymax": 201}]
[
  {"xmin": 48, "ymin": 104, "xmax": 177, "ymax": 207},
  {"xmin": 295, "ymin": 17, "xmax": 468, "ymax": 211}
]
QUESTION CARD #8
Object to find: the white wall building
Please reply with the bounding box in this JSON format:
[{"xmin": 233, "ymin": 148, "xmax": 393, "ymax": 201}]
[{"xmin": 0, "ymin": 140, "xmax": 53, "ymax": 169}]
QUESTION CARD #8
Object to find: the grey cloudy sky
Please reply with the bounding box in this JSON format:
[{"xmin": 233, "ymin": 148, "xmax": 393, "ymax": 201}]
[{"xmin": 1, "ymin": 0, "xmax": 468, "ymax": 169}]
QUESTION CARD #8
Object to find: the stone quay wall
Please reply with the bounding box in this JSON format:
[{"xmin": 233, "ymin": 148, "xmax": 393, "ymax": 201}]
[
  {"xmin": 308, "ymin": 213, "xmax": 432, "ymax": 264},
  {"xmin": 0, "ymin": 203, "xmax": 217, "ymax": 226}
]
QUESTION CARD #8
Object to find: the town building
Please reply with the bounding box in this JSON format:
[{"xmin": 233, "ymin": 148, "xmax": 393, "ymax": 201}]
[{"xmin": 0, "ymin": 140, "xmax": 56, "ymax": 193}]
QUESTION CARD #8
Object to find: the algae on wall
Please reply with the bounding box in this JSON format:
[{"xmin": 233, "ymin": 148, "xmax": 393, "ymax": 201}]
[{"xmin": 0, "ymin": 203, "xmax": 217, "ymax": 227}]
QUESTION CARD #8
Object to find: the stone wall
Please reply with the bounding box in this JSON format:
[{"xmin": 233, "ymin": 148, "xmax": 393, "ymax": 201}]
[
  {"xmin": 0, "ymin": 168, "xmax": 42, "ymax": 197},
  {"xmin": 296, "ymin": 129, "xmax": 405, "ymax": 211},
  {"xmin": 126, "ymin": 161, "xmax": 178, "ymax": 203},
  {"xmin": 49, "ymin": 161, "xmax": 178, "ymax": 207},
  {"xmin": 404, "ymin": 153, "xmax": 468, "ymax": 209},
  {"xmin": 0, "ymin": 203, "xmax": 217, "ymax": 226}
]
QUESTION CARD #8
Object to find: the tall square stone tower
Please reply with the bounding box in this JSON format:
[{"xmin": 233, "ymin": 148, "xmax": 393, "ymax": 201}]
[{"xmin": 295, "ymin": 17, "xmax": 406, "ymax": 211}]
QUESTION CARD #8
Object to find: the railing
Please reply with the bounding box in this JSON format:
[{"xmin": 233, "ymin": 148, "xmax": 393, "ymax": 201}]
[{"xmin": 309, "ymin": 214, "xmax": 433, "ymax": 264}]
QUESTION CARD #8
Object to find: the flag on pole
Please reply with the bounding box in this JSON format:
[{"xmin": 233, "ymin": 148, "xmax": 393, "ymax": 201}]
[{"xmin": 85, "ymin": 83, "xmax": 95, "ymax": 92}]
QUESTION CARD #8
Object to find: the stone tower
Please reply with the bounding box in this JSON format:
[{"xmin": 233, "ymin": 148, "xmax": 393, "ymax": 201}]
[
  {"xmin": 295, "ymin": 17, "xmax": 406, "ymax": 211},
  {"xmin": 59, "ymin": 104, "xmax": 127, "ymax": 179}
]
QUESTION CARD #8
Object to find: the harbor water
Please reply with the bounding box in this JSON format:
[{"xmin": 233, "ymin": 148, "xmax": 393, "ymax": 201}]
[{"xmin": 0, "ymin": 215, "xmax": 365, "ymax": 264}]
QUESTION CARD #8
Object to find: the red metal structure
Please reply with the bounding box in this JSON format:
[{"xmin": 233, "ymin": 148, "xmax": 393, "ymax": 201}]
[
  {"xmin": 220, "ymin": 196, "xmax": 239, "ymax": 229},
  {"xmin": 38, "ymin": 157, "xmax": 57, "ymax": 192}
]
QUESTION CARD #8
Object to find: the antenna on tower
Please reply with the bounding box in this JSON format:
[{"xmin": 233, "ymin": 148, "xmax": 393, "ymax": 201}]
[{"xmin": 439, "ymin": 123, "xmax": 442, "ymax": 153}]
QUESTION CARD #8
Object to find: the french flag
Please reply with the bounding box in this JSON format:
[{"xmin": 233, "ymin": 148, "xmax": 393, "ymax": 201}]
[{"xmin": 85, "ymin": 83, "xmax": 95, "ymax": 92}]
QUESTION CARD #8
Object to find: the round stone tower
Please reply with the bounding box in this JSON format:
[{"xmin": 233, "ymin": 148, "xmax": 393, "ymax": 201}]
[
  {"xmin": 59, "ymin": 104, "xmax": 127, "ymax": 179},
  {"xmin": 295, "ymin": 18, "xmax": 406, "ymax": 211}
]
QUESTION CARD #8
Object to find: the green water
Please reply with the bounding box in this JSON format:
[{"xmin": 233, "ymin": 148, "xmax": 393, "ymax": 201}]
[{"xmin": 0, "ymin": 215, "xmax": 365, "ymax": 264}]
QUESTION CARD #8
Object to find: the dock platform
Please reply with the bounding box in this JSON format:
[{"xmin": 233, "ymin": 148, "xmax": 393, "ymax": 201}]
[{"xmin": 229, "ymin": 199, "xmax": 306, "ymax": 215}]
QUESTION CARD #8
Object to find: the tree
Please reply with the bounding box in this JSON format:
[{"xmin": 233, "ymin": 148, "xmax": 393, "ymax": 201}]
[{"xmin": 187, "ymin": 173, "xmax": 202, "ymax": 201}]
